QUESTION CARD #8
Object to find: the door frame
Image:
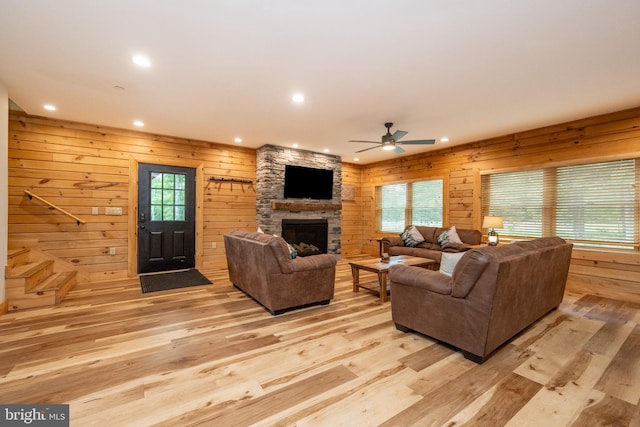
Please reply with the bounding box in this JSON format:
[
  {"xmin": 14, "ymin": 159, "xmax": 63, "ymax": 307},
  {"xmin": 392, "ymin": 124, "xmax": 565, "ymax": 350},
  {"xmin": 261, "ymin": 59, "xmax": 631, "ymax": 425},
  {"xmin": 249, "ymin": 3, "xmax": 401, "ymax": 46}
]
[{"xmin": 128, "ymin": 156, "xmax": 204, "ymax": 277}]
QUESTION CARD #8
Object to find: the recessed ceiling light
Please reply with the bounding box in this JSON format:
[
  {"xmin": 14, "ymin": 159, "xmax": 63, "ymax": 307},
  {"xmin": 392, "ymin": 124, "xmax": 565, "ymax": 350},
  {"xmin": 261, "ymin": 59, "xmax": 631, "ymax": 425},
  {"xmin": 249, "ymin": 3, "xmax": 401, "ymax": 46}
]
[
  {"xmin": 291, "ymin": 93, "xmax": 304, "ymax": 103},
  {"xmin": 292, "ymin": 143, "xmax": 299, "ymax": 148},
  {"xmin": 353, "ymin": 157, "xmax": 360, "ymax": 162},
  {"xmin": 43, "ymin": 104, "xmax": 56, "ymax": 111},
  {"xmin": 323, "ymin": 148, "xmax": 329, "ymax": 153},
  {"xmin": 440, "ymin": 137, "xmax": 449, "ymax": 142},
  {"xmin": 234, "ymin": 137, "xmax": 243, "ymax": 143},
  {"xmin": 132, "ymin": 55, "xmax": 152, "ymax": 67},
  {"xmin": 133, "ymin": 120, "xmax": 144, "ymax": 127}
]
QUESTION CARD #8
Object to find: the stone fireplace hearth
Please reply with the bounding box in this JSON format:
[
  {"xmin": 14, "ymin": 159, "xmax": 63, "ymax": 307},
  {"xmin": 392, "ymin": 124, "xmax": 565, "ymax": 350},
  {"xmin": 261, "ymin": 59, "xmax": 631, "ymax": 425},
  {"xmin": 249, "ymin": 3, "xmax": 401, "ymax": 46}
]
[{"xmin": 256, "ymin": 145, "xmax": 341, "ymax": 255}]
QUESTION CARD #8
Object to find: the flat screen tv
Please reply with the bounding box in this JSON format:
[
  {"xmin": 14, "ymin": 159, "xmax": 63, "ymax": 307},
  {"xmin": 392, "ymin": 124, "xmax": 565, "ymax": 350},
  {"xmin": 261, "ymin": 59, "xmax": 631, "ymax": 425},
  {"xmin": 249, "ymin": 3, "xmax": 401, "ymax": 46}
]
[{"xmin": 283, "ymin": 165, "xmax": 334, "ymax": 200}]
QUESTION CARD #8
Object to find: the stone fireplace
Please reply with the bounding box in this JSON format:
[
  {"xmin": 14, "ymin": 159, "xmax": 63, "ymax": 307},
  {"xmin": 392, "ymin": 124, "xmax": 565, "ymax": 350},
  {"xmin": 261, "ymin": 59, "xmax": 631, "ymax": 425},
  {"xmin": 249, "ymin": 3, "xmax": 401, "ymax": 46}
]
[{"xmin": 256, "ymin": 145, "xmax": 341, "ymax": 255}]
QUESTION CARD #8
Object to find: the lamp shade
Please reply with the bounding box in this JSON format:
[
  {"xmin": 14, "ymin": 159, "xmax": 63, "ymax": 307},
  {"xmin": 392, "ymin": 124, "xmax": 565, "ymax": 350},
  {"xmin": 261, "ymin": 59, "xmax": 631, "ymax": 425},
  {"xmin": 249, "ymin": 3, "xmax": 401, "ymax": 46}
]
[{"xmin": 482, "ymin": 216, "xmax": 504, "ymax": 229}]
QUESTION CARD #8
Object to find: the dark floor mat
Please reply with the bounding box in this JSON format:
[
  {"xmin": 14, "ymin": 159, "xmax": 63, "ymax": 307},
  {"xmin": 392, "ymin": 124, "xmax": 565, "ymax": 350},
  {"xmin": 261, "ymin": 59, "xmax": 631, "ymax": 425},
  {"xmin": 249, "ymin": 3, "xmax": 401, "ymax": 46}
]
[{"xmin": 140, "ymin": 269, "xmax": 212, "ymax": 293}]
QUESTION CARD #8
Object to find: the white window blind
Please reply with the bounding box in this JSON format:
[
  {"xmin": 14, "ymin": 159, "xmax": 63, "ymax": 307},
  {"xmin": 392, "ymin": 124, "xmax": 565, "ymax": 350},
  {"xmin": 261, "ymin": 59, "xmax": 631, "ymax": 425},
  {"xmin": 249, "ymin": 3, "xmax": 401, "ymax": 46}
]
[
  {"xmin": 482, "ymin": 159, "xmax": 639, "ymax": 250},
  {"xmin": 482, "ymin": 170, "xmax": 544, "ymax": 238},
  {"xmin": 411, "ymin": 180, "xmax": 443, "ymax": 226},
  {"xmin": 377, "ymin": 179, "xmax": 443, "ymax": 232},
  {"xmin": 378, "ymin": 183, "xmax": 407, "ymax": 232},
  {"xmin": 556, "ymin": 160, "xmax": 636, "ymax": 248}
]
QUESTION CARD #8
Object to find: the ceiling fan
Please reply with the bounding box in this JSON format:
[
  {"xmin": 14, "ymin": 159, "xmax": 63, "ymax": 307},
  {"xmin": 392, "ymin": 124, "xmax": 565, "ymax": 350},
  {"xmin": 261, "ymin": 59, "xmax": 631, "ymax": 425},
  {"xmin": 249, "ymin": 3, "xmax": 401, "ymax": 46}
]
[{"xmin": 349, "ymin": 122, "xmax": 436, "ymax": 154}]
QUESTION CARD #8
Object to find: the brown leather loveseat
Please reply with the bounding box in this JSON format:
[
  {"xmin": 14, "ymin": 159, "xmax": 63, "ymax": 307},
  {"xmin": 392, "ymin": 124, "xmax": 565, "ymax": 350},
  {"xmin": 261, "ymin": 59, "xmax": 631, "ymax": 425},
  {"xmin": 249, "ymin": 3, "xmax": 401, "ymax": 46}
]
[
  {"xmin": 382, "ymin": 225, "xmax": 482, "ymax": 265},
  {"xmin": 389, "ymin": 237, "xmax": 573, "ymax": 363},
  {"xmin": 224, "ymin": 231, "xmax": 337, "ymax": 315}
]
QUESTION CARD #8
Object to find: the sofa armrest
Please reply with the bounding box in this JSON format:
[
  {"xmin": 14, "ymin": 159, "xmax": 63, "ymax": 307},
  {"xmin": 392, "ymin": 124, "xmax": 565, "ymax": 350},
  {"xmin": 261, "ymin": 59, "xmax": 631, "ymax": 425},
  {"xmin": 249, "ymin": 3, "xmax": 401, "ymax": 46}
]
[
  {"xmin": 382, "ymin": 236, "xmax": 404, "ymax": 253},
  {"xmin": 389, "ymin": 265, "xmax": 452, "ymax": 295},
  {"xmin": 289, "ymin": 254, "xmax": 337, "ymax": 273}
]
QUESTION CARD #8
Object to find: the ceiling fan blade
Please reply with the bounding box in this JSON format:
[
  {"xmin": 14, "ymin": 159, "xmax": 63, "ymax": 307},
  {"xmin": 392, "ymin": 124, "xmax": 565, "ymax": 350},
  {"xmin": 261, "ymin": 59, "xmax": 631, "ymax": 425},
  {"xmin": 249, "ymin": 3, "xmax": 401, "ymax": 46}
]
[
  {"xmin": 393, "ymin": 145, "xmax": 405, "ymax": 154},
  {"xmin": 392, "ymin": 130, "xmax": 408, "ymax": 141},
  {"xmin": 348, "ymin": 139, "xmax": 381, "ymax": 144},
  {"xmin": 398, "ymin": 139, "xmax": 436, "ymax": 145},
  {"xmin": 355, "ymin": 145, "xmax": 382, "ymax": 153}
]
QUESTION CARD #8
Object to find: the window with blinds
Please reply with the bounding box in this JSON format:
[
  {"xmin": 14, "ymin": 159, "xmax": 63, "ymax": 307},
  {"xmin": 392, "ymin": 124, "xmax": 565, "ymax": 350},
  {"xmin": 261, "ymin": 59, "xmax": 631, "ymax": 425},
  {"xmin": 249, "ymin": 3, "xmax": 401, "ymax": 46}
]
[
  {"xmin": 378, "ymin": 183, "xmax": 407, "ymax": 232},
  {"xmin": 481, "ymin": 159, "xmax": 638, "ymax": 250},
  {"xmin": 377, "ymin": 179, "xmax": 443, "ymax": 232}
]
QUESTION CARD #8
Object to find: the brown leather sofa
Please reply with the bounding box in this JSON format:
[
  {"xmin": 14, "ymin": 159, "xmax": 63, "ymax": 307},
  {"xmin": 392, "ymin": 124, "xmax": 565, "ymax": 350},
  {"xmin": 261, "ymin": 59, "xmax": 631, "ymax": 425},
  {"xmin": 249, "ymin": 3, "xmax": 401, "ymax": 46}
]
[
  {"xmin": 224, "ymin": 231, "xmax": 337, "ymax": 315},
  {"xmin": 389, "ymin": 237, "xmax": 573, "ymax": 363},
  {"xmin": 381, "ymin": 225, "xmax": 482, "ymax": 264}
]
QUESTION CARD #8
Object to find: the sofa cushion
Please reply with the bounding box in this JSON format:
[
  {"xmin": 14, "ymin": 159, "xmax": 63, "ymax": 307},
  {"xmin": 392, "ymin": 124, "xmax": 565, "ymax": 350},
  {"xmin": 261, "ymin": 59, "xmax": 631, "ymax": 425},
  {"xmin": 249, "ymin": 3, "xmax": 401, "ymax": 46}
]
[
  {"xmin": 437, "ymin": 226, "xmax": 464, "ymax": 247},
  {"xmin": 450, "ymin": 250, "xmax": 490, "ymax": 298},
  {"xmin": 416, "ymin": 226, "xmax": 439, "ymax": 244},
  {"xmin": 416, "ymin": 241, "xmax": 441, "ymax": 250},
  {"xmin": 401, "ymin": 225, "xmax": 425, "ymax": 247},
  {"xmin": 439, "ymin": 252, "xmax": 465, "ymax": 276},
  {"xmin": 389, "ymin": 265, "xmax": 452, "ymax": 295}
]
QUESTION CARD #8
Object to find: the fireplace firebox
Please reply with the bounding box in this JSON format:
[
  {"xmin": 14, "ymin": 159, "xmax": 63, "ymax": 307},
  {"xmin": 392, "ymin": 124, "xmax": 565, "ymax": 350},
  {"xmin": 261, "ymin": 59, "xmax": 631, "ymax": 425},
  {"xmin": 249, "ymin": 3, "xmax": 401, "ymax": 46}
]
[{"xmin": 282, "ymin": 219, "xmax": 328, "ymax": 257}]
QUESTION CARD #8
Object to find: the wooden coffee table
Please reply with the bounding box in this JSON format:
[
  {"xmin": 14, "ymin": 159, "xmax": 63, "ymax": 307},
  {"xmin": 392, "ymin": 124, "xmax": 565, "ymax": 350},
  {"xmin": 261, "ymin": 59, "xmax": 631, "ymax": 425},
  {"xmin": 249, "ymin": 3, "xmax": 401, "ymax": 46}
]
[{"xmin": 349, "ymin": 255, "xmax": 436, "ymax": 302}]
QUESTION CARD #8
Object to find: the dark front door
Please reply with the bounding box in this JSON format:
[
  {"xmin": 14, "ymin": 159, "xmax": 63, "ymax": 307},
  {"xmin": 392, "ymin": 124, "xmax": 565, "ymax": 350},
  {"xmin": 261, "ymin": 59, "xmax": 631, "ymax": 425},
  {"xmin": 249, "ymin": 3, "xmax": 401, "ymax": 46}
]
[{"xmin": 137, "ymin": 163, "xmax": 196, "ymax": 274}]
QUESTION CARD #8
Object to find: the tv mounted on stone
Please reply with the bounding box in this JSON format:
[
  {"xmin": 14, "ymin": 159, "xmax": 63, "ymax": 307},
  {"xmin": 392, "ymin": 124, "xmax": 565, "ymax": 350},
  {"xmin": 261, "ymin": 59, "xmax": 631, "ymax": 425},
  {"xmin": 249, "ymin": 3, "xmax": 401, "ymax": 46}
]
[{"xmin": 283, "ymin": 165, "xmax": 333, "ymax": 200}]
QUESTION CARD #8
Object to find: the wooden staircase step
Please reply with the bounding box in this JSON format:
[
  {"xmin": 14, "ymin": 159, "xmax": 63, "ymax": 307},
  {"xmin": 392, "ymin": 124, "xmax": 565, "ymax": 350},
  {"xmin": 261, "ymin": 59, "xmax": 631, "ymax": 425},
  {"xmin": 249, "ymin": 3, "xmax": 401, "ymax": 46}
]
[
  {"xmin": 29, "ymin": 271, "xmax": 77, "ymax": 292},
  {"xmin": 8, "ymin": 291, "xmax": 57, "ymax": 311},
  {"xmin": 29, "ymin": 271, "xmax": 78, "ymax": 302},
  {"xmin": 6, "ymin": 260, "xmax": 54, "ymax": 278},
  {"xmin": 5, "ymin": 248, "xmax": 79, "ymax": 311},
  {"xmin": 6, "ymin": 248, "xmax": 32, "ymax": 272}
]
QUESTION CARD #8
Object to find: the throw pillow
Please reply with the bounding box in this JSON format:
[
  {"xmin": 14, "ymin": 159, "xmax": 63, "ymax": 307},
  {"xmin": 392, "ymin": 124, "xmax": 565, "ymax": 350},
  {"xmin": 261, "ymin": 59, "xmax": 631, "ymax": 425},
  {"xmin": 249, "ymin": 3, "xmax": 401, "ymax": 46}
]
[
  {"xmin": 400, "ymin": 225, "xmax": 425, "ymax": 247},
  {"xmin": 439, "ymin": 251, "xmax": 465, "ymax": 276},
  {"xmin": 437, "ymin": 225, "xmax": 463, "ymax": 247}
]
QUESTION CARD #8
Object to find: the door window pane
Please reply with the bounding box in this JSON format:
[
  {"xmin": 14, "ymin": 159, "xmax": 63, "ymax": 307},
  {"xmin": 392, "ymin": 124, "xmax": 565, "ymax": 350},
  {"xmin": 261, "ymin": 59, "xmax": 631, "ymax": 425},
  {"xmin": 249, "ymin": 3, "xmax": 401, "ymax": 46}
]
[
  {"xmin": 151, "ymin": 205, "xmax": 163, "ymax": 221},
  {"xmin": 149, "ymin": 172, "xmax": 187, "ymax": 222},
  {"xmin": 175, "ymin": 174, "xmax": 185, "ymax": 190},
  {"xmin": 151, "ymin": 172, "xmax": 163, "ymax": 189},
  {"xmin": 175, "ymin": 206, "xmax": 185, "ymax": 221}
]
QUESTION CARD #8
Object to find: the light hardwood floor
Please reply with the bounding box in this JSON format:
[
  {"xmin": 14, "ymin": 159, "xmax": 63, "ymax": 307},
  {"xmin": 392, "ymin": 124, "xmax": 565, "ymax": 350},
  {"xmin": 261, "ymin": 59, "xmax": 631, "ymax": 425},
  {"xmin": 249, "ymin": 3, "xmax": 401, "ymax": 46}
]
[{"xmin": 1, "ymin": 257, "xmax": 640, "ymax": 426}]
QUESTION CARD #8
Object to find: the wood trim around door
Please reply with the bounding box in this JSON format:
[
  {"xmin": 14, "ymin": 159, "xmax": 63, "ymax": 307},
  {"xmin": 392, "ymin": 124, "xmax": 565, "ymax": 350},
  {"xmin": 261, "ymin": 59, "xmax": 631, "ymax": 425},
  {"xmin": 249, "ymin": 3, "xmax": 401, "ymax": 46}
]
[{"xmin": 128, "ymin": 156, "xmax": 205, "ymax": 278}]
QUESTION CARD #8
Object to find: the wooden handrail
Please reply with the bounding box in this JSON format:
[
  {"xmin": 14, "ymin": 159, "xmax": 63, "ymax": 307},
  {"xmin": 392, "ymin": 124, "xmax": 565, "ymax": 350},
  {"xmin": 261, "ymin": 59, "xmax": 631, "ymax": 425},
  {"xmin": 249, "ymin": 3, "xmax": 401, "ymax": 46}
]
[{"xmin": 24, "ymin": 190, "xmax": 86, "ymax": 225}]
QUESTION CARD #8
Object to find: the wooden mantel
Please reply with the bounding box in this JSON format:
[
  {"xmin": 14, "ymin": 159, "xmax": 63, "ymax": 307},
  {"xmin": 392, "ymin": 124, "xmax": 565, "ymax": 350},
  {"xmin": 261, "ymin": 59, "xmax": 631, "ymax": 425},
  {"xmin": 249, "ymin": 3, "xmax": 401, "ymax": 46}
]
[{"xmin": 271, "ymin": 201, "xmax": 342, "ymax": 211}]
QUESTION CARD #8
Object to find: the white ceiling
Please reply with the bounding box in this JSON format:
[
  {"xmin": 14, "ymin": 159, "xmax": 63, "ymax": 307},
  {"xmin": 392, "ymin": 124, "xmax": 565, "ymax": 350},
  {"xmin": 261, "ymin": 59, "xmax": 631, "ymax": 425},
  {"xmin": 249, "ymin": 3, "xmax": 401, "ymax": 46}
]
[{"xmin": 1, "ymin": 1, "xmax": 640, "ymax": 164}]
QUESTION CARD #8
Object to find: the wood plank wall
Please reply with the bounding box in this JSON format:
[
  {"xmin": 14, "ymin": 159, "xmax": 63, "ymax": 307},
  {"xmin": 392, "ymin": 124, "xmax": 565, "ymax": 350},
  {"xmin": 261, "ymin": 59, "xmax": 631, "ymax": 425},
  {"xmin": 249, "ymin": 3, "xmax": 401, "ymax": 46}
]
[
  {"xmin": 8, "ymin": 113, "xmax": 257, "ymax": 282},
  {"xmin": 339, "ymin": 162, "xmax": 364, "ymax": 257},
  {"xmin": 7, "ymin": 107, "xmax": 640, "ymax": 303},
  {"xmin": 359, "ymin": 107, "xmax": 640, "ymax": 303}
]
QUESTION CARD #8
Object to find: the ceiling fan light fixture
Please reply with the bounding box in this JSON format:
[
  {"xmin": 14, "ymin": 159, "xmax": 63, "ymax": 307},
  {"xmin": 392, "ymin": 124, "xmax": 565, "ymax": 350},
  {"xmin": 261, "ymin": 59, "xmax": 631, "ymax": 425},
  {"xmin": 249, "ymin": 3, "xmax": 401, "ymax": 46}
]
[
  {"xmin": 382, "ymin": 144, "xmax": 395, "ymax": 151},
  {"xmin": 132, "ymin": 54, "xmax": 152, "ymax": 68}
]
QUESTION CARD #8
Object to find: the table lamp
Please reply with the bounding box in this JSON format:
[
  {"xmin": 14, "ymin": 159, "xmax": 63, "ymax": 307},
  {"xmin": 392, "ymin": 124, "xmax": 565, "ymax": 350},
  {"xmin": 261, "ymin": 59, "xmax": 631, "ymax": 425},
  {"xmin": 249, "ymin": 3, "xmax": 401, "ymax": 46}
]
[{"xmin": 482, "ymin": 216, "xmax": 504, "ymax": 246}]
